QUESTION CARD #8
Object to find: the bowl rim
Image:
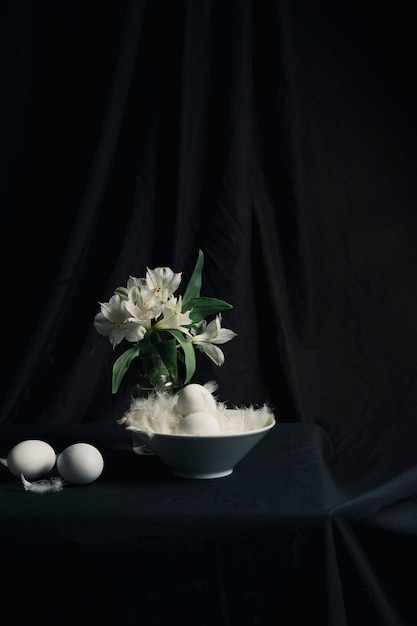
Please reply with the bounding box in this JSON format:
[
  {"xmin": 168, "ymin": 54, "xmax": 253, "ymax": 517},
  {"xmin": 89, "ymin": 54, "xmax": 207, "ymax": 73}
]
[{"xmin": 129, "ymin": 415, "xmax": 276, "ymax": 440}]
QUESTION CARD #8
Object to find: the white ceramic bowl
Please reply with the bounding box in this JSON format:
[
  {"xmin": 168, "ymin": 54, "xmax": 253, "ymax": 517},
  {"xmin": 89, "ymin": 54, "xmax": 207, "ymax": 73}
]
[{"xmin": 131, "ymin": 412, "xmax": 276, "ymax": 479}]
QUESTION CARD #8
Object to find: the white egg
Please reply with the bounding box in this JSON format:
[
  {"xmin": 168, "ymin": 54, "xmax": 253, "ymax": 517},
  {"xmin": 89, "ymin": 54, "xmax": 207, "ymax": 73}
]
[
  {"xmin": 176, "ymin": 383, "xmax": 217, "ymax": 416},
  {"xmin": 7, "ymin": 439, "xmax": 56, "ymax": 480},
  {"xmin": 176, "ymin": 411, "xmax": 220, "ymax": 435},
  {"xmin": 57, "ymin": 443, "xmax": 104, "ymax": 485}
]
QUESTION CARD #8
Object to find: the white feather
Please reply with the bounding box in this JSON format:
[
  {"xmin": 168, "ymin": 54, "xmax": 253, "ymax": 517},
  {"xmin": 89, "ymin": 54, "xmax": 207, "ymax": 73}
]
[{"xmin": 20, "ymin": 473, "xmax": 65, "ymax": 494}]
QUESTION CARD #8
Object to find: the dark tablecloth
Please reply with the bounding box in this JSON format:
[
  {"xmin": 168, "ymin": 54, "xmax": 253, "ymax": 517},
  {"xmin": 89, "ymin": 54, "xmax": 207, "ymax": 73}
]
[{"xmin": 0, "ymin": 422, "xmax": 416, "ymax": 626}]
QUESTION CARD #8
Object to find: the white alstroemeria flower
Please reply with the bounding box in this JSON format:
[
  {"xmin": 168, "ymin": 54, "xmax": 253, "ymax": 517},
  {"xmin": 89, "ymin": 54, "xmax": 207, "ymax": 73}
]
[
  {"xmin": 124, "ymin": 282, "xmax": 165, "ymax": 324},
  {"xmin": 94, "ymin": 293, "xmax": 147, "ymax": 348},
  {"xmin": 125, "ymin": 275, "xmax": 152, "ymax": 293},
  {"xmin": 154, "ymin": 296, "xmax": 193, "ymax": 335},
  {"xmin": 114, "ymin": 285, "xmax": 129, "ymax": 299},
  {"xmin": 191, "ymin": 315, "xmax": 237, "ymax": 366},
  {"xmin": 145, "ymin": 266, "xmax": 182, "ymax": 300}
]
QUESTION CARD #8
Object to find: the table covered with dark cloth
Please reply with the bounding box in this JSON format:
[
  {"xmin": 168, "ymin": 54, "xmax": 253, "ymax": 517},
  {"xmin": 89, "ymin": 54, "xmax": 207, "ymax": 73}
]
[{"xmin": 0, "ymin": 422, "xmax": 416, "ymax": 626}]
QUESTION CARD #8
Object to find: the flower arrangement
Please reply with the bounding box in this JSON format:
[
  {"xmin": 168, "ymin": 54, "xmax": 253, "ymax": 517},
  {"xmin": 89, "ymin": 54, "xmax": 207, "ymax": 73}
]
[{"xmin": 93, "ymin": 249, "xmax": 237, "ymax": 394}]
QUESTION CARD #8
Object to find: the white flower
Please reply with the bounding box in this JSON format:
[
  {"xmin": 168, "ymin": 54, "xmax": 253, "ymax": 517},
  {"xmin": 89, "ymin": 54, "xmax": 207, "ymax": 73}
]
[
  {"xmin": 145, "ymin": 266, "xmax": 182, "ymax": 300},
  {"xmin": 124, "ymin": 281, "xmax": 165, "ymax": 325},
  {"xmin": 94, "ymin": 293, "xmax": 147, "ymax": 348},
  {"xmin": 191, "ymin": 316, "xmax": 237, "ymax": 366},
  {"xmin": 154, "ymin": 296, "xmax": 193, "ymax": 335}
]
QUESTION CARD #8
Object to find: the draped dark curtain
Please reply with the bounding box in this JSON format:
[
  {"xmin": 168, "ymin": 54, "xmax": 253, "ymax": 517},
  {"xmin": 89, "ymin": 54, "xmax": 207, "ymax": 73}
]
[{"xmin": 2, "ymin": 0, "xmax": 417, "ymax": 491}]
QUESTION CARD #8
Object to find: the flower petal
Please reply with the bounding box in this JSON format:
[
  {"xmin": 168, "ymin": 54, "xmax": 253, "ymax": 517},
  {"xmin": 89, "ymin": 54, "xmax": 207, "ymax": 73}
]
[{"xmin": 195, "ymin": 342, "xmax": 225, "ymax": 367}]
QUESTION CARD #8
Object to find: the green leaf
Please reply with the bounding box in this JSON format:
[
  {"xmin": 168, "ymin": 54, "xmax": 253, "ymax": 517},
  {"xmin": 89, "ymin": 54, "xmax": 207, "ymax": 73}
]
[
  {"xmin": 187, "ymin": 296, "xmax": 233, "ymax": 323},
  {"xmin": 112, "ymin": 345, "xmax": 140, "ymax": 394},
  {"xmin": 168, "ymin": 330, "xmax": 196, "ymax": 384},
  {"xmin": 182, "ymin": 249, "xmax": 204, "ymax": 309}
]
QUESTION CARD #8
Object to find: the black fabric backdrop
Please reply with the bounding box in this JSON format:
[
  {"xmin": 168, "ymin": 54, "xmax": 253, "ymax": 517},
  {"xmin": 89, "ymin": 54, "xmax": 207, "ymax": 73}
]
[{"xmin": 2, "ymin": 0, "xmax": 417, "ymax": 493}]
